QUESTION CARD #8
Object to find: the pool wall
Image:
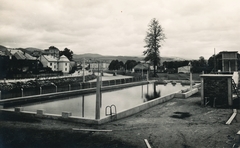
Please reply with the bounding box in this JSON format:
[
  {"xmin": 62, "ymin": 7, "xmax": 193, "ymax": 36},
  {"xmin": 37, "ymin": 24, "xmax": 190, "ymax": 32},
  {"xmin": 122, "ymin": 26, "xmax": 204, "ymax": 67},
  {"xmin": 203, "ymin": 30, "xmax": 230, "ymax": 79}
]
[
  {"xmin": 174, "ymin": 83, "xmax": 201, "ymax": 98},
  {"xmin": 0, "ymin": 83, "xmax": 201, "ymax": 125}
]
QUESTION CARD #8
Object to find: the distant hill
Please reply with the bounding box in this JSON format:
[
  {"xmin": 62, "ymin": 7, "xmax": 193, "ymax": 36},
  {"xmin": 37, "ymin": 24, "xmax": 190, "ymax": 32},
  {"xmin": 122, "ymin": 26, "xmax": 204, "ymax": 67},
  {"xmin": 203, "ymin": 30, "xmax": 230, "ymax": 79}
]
[
  {"xmin": 73, "ymin": 53, "xmax": 187, "ymax": 64},
  {"xmin": 0, "ymin": 45, "xmax": 43, "ymax": 53},
  {"xmin": 73, "ymin": 53, "xmax": 103, "ymax": 59},
  {"xmin": 0, "ymin": 45, "xmax": 188, "ymax": 63},
  {"xmin": 73, "ymin": 53, "xmax": 144, "ymax": 63},
  {"xmin": 25, "ymin": 47, "xmax": 43, "ymax": 52}
]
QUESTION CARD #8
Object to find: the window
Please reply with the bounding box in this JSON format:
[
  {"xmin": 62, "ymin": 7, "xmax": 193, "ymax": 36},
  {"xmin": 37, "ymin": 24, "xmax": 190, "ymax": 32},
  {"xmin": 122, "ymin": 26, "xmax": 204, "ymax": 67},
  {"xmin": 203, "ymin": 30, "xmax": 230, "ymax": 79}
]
[
  {"xmin": 50, "ymin": 63, "xmax": 52, "ymax": 66},
  {"xmin": 65, "ymin": 68, "xmax": 67, "ymax": 71},
  {"xmin": 65, "ymin": 63, "xmax": 67, "ymax": 66}
]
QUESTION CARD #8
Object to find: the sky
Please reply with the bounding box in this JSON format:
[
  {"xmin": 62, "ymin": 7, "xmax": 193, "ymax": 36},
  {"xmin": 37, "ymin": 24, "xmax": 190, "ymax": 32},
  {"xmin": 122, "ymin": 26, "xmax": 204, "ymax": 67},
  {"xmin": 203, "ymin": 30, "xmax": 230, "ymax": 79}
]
[{"xmin": 0, "ymin": 0, "xmax": 239, "ymax": 59}]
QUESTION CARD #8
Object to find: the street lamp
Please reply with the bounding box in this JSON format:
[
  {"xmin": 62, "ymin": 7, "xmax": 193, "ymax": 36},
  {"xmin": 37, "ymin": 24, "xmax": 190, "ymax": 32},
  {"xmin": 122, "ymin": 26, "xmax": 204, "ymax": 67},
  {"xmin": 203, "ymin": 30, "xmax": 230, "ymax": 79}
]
[{"xmin": 188, "ymin": 62, "xmax": 192, "ymax": 90}]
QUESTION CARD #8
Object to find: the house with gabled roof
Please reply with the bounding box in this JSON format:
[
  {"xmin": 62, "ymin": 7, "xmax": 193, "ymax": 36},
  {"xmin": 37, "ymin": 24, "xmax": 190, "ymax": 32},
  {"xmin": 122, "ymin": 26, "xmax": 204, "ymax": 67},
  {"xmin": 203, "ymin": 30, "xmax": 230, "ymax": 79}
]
[
  {"xmin": 40, "ymin": 55, "xmax": 58, "ymax": 71},
  {"xmin": 40, "ymin": 55, "xmax": 70, "ymax": 74},
  {"xmin": 43, "ymin": 46, "xmax": 59, "ymax": 58},
  {"xmin": 6, "ymin": 49, "xmax": 39, "ymax": 73}
]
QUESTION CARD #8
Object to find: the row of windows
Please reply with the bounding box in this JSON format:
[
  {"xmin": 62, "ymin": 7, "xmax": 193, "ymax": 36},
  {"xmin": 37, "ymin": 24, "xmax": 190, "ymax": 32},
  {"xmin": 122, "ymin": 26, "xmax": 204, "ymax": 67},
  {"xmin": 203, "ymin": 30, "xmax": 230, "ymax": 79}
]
[
  {"xmin": 48, "ymin": 62, "xmax": 68, "ymax": 72},
  {"xmin": 50, "ymin": 62, "xmax": 68, "ymax": 66}
]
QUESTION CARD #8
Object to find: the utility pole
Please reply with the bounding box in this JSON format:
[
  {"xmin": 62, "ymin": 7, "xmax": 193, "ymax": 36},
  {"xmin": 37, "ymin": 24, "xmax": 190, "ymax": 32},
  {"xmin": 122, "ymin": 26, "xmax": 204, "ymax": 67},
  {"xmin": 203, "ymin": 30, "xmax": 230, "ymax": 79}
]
[
  {"xmin": 214, "ymin": 48, "xmax": 216, "ymax": 73},
  {"xmin": 95, "ymin": 76, "xmax": 101, "ymax": 119},
  {"xmin": 83, "ymin": 58, "xmax": 85, "ymax": 83}
]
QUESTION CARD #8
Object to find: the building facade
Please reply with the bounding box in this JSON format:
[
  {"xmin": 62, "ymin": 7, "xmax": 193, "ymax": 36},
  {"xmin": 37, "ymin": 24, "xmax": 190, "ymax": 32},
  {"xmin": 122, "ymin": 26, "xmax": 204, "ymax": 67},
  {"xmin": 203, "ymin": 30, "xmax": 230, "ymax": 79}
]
[
  {"xmin": 220, "ymin": 51, "xmax": 238, "ymax": 72},
  {"xmin": 40, "ymin": 55, "xmax": 70, "ymax": 74}
]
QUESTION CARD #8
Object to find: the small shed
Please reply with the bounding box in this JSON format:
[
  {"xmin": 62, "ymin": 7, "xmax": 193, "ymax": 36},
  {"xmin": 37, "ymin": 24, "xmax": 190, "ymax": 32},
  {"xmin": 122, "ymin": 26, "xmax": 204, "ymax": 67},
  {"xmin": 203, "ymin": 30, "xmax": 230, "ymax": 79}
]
[
  {"xmin": 200, "ymin": 74, "xmax": 233, "ymax": 107},
  {"xmin": 132, "ymin": 63, "xmax": 149, "ymax": 73}
]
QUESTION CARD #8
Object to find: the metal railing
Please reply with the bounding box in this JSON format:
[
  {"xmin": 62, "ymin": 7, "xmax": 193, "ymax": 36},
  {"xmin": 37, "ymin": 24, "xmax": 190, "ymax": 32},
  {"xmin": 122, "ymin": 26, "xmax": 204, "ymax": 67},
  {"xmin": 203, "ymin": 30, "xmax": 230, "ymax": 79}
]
[{"xmin": 0, "ymin": 77, "xmax": 144, "ymax": 99}]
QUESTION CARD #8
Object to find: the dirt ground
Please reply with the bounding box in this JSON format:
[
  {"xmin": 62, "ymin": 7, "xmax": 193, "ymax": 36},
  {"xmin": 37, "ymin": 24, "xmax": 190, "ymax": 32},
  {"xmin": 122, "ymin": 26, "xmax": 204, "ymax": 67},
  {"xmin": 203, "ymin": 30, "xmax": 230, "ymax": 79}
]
[{"xmin": 0, "ymin": 92, "xmax": 240, "ymax": 148}]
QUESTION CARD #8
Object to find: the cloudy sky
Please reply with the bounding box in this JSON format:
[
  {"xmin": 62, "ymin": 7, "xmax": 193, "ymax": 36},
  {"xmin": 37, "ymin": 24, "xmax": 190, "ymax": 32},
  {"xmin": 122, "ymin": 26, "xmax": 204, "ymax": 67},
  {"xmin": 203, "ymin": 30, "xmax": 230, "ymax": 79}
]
[{"xmin": 0, "ymin": 0, "xmax": 239, "ymax": 59}]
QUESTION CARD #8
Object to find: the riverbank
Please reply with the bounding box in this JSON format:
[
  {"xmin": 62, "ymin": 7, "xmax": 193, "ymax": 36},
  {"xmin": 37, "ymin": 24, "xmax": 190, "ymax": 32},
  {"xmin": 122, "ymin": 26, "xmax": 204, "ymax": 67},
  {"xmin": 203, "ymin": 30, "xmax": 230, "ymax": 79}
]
[{"xmin": 1, "ymin": 92, "xmax": 239, "ymax": 147}]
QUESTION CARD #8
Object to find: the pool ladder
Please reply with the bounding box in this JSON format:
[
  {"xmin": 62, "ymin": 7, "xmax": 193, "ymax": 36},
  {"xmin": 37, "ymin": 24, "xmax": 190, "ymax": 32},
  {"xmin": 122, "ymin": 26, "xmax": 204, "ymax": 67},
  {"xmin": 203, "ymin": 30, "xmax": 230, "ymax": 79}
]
[{"xmin": 105, "ymin": 104, "xmax": 117, "ymax": 116}]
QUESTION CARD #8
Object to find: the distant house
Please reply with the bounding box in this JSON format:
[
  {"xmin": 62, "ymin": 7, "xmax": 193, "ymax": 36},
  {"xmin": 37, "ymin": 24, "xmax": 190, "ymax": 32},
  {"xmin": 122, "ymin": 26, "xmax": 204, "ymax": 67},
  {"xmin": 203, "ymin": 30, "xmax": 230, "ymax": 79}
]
[
  {"xmin": 132, "ymin": 63, "xmax": 149, "ymax": 73},
  {"xmin": 40, "ymin": 55, "xmax": 58, "ymax": 71},
  {"xmin": 43, "ymin": 47, "xmax": 59, "ymax": 58},
  {"xmin": 219, "ymin": 51, "xmax": 238, "ymax": 72},
  {"xmin": 178, "ymin": 65, "xmax": 190, "ymax": 73},
  {"xmin": 211, "ymin": 51, "xmax": 239, "ymax": 73},
  {"xmin": 32, "ymin": 50, "xmax": 42, "ymax": 57},
  {"xmin": 40, "ymin": 55, "xmax": 70, "ymax": 74},
  {"xmin": 90, "ymin": 62, "xmax": 110, "ymax": 71},
  {"xmin": 0, "ymin": 54, "xmax": 10, "ymax": 78},
  {"xmin": 8, "ymin": 49, "xmax": 39, "ymax": 73}
]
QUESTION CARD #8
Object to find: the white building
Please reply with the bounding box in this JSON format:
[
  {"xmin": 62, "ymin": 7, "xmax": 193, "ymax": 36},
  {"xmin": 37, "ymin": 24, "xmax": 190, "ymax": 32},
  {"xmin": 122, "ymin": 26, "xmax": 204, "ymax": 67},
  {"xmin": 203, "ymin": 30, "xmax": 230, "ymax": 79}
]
[
  {"xmin": 90, "ymin": 62, "xmax": 109, "ymax": 70},
  {"xmin": 58, "ymin": 55, "xmax": 70, "ymax": 73},
  {"xmin": 178, "ymin": 66, "xmax": 190, "ymax": 73},
  {"xmin": 40, "ymin": 55, "xmax": 70, "ymax": 74}
]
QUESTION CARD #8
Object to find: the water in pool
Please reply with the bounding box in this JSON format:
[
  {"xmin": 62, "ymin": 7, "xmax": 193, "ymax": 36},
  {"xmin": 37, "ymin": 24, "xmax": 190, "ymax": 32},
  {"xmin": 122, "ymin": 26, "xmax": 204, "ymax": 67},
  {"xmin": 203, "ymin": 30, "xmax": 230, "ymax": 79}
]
[{"xmin": 15, "ymin": 83, "xmax": 187, "ymax": 119}]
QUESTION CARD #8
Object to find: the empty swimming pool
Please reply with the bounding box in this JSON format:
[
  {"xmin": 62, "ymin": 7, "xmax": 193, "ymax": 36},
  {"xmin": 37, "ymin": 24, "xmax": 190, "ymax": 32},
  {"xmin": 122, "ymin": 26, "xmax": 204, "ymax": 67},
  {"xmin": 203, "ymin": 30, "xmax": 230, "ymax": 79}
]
[{"xmin": 10, "ymin": 83, "xmax": 188, "ymax": 119}]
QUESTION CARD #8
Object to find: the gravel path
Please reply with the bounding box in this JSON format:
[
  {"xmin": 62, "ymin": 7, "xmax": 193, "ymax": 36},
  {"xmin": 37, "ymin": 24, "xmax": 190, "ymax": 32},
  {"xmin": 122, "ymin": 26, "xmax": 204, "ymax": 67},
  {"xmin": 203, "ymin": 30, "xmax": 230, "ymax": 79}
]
[{"xmin": 0, "ymin": 92, "xmax": 239, "ymax": 148}]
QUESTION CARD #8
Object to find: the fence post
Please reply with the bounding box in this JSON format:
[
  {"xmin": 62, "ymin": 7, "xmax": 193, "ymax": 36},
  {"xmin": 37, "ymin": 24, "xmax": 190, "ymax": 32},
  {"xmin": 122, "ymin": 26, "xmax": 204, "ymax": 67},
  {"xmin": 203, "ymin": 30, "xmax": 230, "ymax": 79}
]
[
  {"xmin": 40, "ymin": 87, "xmax": 42, "ymax": 95},
  {"xmin": 21, "ymin": 88, "xmax": 23, "ymax": 97},
  {"xmin": 0, "ymin": 90, "xmax": 1, "ymax": 100},
  {"xmin": 79, "ymin": 83, "xmax": 82, "ymax": 89},
  {"xmin": 69, "ymin": 84, "xmax": 71, "ymax": 91}
]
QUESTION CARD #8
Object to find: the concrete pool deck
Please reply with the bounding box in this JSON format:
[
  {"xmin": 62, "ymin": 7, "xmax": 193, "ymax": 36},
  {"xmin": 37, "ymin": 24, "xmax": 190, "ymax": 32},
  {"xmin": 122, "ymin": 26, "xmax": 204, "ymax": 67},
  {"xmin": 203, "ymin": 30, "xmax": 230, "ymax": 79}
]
[{"xmin": 0, "ymin": 89, "xmax": 239, "ymax": 148}]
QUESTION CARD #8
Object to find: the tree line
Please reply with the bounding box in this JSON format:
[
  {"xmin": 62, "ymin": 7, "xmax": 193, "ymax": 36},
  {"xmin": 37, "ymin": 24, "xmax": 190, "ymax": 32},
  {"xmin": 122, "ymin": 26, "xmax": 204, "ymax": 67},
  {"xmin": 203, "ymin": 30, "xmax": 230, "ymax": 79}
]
[
  {"xmin": 108, "ymin": 60, "xmax": 138, "ymax": 71},
  {"xmin": 163, "ymin": 56, "xmax": 209, "ymax": 73}
]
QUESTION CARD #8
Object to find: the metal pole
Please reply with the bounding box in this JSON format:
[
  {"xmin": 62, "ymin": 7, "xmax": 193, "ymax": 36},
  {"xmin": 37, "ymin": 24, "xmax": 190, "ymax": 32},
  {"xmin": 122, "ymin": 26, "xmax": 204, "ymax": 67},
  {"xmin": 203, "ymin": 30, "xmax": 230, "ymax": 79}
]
[
  {"xmin": 189, "ymin": 62, "xmax": 192, "ymax": 90},
  {"xmin": 147, "ymin": 70, "xmax": 149, "ymax": 81},
  {"xmin": 40, "ymin": 87, "xmax": 42, "ymax": 95},
  {"xmin": 190, "ymin": 72, "xmax": 192, "ymax": 90},
  {"xmin": 98, "ymin": 62, "xmax": 99, "ymax": 76},
  {"xmin": 21, "ymin": 88, "xmax": 23, "ymax": 97},
  {"xmin": 55, "ymin": 85, "xmax": 57, "ymax": 92},
  {"xmin": 214, "ymin": 48, "xmax": 216, "ymax": 73},
  {"xmin": 82, "ymin": 95, "xmax": 85, "ymax": 117},
  {"xmin": 0, "ymin": 90, "xmax": 1, "ymax": 100},
  {"xmin": 95, "ymin": 76, "xmax": 101, "ymax": 119}
]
